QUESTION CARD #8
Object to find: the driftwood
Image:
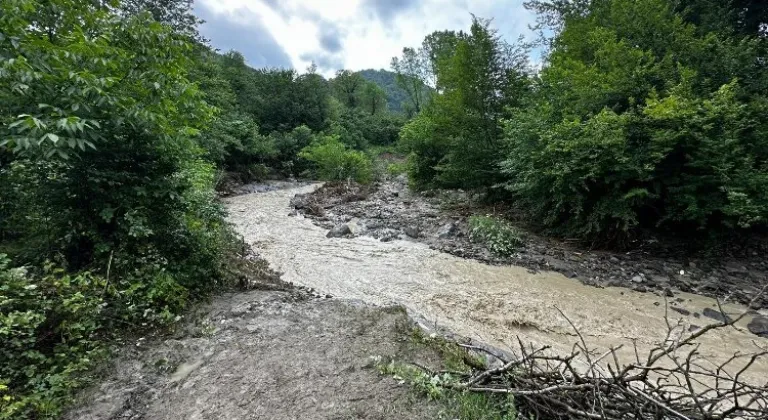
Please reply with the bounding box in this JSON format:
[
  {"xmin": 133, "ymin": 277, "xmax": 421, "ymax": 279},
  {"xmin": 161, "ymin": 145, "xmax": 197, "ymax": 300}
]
[{"xmin": 431, "ymin": 285, "xmax": 768, "ymax": 419}]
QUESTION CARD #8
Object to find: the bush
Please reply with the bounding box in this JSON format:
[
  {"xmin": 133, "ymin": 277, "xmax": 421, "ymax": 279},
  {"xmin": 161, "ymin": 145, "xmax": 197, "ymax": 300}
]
[
  {"xmin": 299, "ymin": 136, "xmax": 373, "ymax": 184},
  {"xmin": 468, "ymin": 216, "xmax": 523, "ymax": 256},
  {"xmin": 502, "ymin": 82, "xmax": 768, "ymax": 242},
  {"xmin": 0, "ymin": 256, "xmax": 107, "ymax": 419}
]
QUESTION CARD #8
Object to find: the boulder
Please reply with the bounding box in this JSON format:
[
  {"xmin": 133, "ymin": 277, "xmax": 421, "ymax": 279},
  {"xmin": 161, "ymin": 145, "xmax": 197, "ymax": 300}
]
[
  {"xmin": 702, "ymin": 307, "xmax": 733, "ymax": 324},
  {"xmin": 436, "ymin": 222, "xmax": 457, "ymax": 239},
  {"xmin": 347, "ymin": 219, "xmax": 365, "ymax": 236},
  {"xmin": 747, "ymin": 315, "xmax": 768, "ymax": 338},
  {"xmin": 404, "ymin": 226, "xmax": 421, "ymax": 238},
  {"xmin": 289, "ymin": 194, "xmax": 309, "ymax": 209},
  {"xmin": 326, "ymin": 224, "xmax": 351, "ymax": 238}
]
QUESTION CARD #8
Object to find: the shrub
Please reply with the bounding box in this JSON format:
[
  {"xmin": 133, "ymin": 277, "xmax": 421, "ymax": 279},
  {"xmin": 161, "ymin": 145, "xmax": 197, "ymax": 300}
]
[
  {"xmin": 299, "ymin": 136, "xmax": 373, "ymax": 184},
  {"xmin": 0, "ymin": 256, "xmax": 107, "ymax": 419},
  {"xmin": 468, "ymin": 216, "xmax": 524, "ymax": 256},
  {"xmin": 387, "ymin": 161, "xmax": 409, "ymax": 176},
  {"xmin": 502, "ymin": 81, "xmax": 768, "ymax": 242}
]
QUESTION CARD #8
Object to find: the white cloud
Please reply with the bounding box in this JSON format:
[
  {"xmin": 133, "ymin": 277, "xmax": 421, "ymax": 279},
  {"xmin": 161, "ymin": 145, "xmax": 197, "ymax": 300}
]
[{"xmin": 196, "ymin": 0, "xmax": 536, "ymax": 77}]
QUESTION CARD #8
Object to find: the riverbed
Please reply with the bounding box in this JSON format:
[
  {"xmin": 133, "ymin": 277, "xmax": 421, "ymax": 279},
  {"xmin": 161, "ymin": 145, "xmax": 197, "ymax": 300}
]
[{"xmin": 225, "ymin": 184, "xmax": 768, "ymax": 383}]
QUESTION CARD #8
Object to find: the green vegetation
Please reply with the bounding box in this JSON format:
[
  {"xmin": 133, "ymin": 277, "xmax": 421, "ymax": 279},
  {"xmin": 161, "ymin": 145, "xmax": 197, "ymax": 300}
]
[
  {"xmin": 378, "ymin": 327, "xmax": 517, "ymax": 420},
  {"xmin": 0, "ymin": 0, "xmax": 402, "ymax": 417},
  {"xmin": 2, "ymin": 0, "xmax": 767, "ymax": 417},
  {"xmin": 299, "ymin": 135, "xmax": 373, "ymax": 184},
  {"xmin": 394, "ymin": 1, "xmax": 768, "ymax": 243},
  {"xmin": 468, "ymin": 216, "xmax": 523, "ymax": 257}
]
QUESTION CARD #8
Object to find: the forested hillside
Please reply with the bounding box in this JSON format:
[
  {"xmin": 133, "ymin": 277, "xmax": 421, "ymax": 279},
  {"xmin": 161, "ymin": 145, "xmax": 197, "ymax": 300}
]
[
  {"xmin": 358, "ymin": 68, "xmax": 431, "ymax": 115},
  {"xmin": 1, "ymin": 0, "xmax": 767, "ymax": 418}
]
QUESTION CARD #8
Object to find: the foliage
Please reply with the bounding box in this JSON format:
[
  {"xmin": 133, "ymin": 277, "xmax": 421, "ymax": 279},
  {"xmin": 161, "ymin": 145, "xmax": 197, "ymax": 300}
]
[
  {"xmin": 502, "ymin": 0, "xmax": 768, "ymax": 242},
  {"xmin": 299, "ymin": 135, "xmax": 373, "ymax": 184},
  {"xmin": 358, "ymin": 69, "xmax": 429, "ymax": 115},
  {"xmin": 0, "ymin": 1, "xmax": 236, "ymax": 416},
  {"xmin": 468, "ymin": 216, "xmax": 524, "ymax": 256},
  {"xmin": 397, "ymin": 17, "xmax": 531, "ymax": 190},
  {"xmin": 390, "ymin": 48, "xmax": 433, "ymax": 115},
  {"xmin": 0, "ymin": 258, "xmax": 107, "ymax": 419},
  {"xmin": 359, "ymin": 81, "xmax": 388, "ymax": 115}
]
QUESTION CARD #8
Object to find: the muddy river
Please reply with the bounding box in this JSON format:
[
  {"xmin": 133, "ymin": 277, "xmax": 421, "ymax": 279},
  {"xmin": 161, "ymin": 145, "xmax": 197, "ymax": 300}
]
[{"xmin": 225, "ymin": 185, "xmax": 768, "ymax": 382}]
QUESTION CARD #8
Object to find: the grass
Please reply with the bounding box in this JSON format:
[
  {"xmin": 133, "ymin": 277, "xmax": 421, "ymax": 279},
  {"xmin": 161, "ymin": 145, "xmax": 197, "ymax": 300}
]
[
  {"xmin": 377, "ymin": 325, "xmax": 519, "ymax": 420},
  {"xmin": 468, "ymin": 215, "xmax": 524, "ymax": 257}
]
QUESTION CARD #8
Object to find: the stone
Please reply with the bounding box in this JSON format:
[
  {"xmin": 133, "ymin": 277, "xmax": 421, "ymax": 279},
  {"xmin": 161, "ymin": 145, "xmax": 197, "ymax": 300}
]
[
  {"xmin": 688, "ymin": 324, "xmax": 701, "ymax": 333},
  {"xmin": 609, "ymin": 256, "xmax": 620, "ymax": 263},
  {"xmin": 289, "ymin": 194, "xmax": 309, "ymax": 209},
  {"xmin": 403, "ymin": 226, "xmax": 421, "ymax": 238},
  {"xmin": 327, "ymin": 224, "xmax": 351, "ymax": 238},
  {"xmin": 630, "ymin": 275, "xmax": 644, "ymax": 283},
  {"xmin": 702, "ymin": 307, "xmax": 733, "ymax": 324},
  {"xmin": 670, "ymin": 306, "xmax": 691, "ymax": 317},
  {"xmin": 747, "ymin": 315, "xmax": 768, "ymax": 338},
  {"xmin": 436, "ymin": 222, "xmax": 457, "ymax": 239},
  {"xmin": 347, "ymin": 220, "xmax": 365, "ymax": 236}
]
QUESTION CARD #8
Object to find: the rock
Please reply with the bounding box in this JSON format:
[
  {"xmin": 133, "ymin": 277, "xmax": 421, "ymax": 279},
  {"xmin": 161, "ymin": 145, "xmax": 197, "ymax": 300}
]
[
  {"xmin": 403, "ymin": 226, "xmax": 421, "ymax": 238},
  {"xmin": 665, "ymin": 289, "xmax": 675, "ymax": 298},
  {"xmin": 688, "ymin": 324, "xmax": 701, "ymax": 332},
  {"xmin": 670, "ymin": 306, "xmax": 691, "ymax": 316},
  {"xmin": 347, "ymin": 220, "xmax": 365, "ymax": 236},
  {"xmin": 747, "ymin": 315, "xmax": 768, "ymax": 338},
  {"xmin": 327, "ymin": 224, "xmax": 351, "ymax": 238},
  {"xmin": 633, "ymin": 285, "xmax": 648, "ymax": 293},
  {"xmin": 631, "ymin": 275, "xmax": 644, "ymax": 284},
  {"xmin": 724, "ymin": 263, "xmax": 748, "ymax": 275},
  {"xmin": 609, "ymin": 256, "xmax": 620, "ymax": 263},
  {"xmin": 702, "ymin": 307, "xmax": 733, "ymax": 324},
  {"xmin": 436, "ymin": 222, "xmax": 457, "ymax": 239},
  {"xmin": 289, "ymin": 194, "xmax": 309, "ymax": 209}
]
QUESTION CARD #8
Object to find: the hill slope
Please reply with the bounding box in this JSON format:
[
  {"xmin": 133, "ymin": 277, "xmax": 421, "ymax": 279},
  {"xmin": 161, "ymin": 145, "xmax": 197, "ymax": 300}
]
[{"xmin": 358, "ymin": 69, "xmax": 411, "ymax": 114}]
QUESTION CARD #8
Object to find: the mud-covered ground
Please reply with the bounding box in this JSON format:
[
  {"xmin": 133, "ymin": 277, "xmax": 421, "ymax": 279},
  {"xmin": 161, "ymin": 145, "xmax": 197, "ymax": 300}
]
[
  {"xmin": 292, "ymin": 176, "xmax": 768, "ymax": 310},
  {"xmin": 66, "ymin": 289, "xmax": 456, "ymax": 420}
]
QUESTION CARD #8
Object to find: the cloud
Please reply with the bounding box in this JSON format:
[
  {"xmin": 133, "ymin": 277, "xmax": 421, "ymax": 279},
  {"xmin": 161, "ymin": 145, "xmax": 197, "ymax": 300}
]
[
  {"xmin": 361, "ymin": 0, "xmax": 419, "ymax": 23},
  {"xmin": 193, "ymin": 0, "xmax": 538, "ymax": 77},
  {"xmin": 195, "ymin": 1, "xmax": 292, "ymax": 68},
  {"xmin": 318, "ymin": 24, "xmax": 344, "ymax": 53},
  {"xmin": 299, "ymin": 52, "xmax": 345, "ymax": 74}
]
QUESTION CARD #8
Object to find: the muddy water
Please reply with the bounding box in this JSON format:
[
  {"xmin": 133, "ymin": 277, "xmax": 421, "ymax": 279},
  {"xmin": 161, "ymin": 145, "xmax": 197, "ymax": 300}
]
[{"xmin": 225, "ymin": 185, "xmax": 768, "ymax": 382}]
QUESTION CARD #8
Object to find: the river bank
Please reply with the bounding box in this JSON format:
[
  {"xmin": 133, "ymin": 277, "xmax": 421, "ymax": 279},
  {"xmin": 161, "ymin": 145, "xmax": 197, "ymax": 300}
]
[
  {"xmin": 291, "ymin": 176, "xmax": 768, "ymax": 316},
  {"xmin": 67, "ymin": 182, "xmax": 768, "ymax": 419}
]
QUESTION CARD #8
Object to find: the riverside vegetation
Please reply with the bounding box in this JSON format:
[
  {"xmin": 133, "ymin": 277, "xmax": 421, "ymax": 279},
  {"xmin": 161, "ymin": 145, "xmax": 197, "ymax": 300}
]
[{"xmin": 1, "ymin": 0, "xmax": 767, "ymax": 419}]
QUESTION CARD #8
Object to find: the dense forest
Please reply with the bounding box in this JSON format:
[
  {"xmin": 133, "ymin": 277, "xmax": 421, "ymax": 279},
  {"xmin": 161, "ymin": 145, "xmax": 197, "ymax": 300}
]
[{"xmin": 1, "ymin": 0, "xmax": 767, "ymax": 417}]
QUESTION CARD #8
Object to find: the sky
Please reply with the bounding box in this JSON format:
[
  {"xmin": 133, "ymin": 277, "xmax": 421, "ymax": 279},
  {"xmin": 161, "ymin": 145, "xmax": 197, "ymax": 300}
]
[{"xmin": 193, "ymin": 0, "xmax": 538, "ymax": 77}]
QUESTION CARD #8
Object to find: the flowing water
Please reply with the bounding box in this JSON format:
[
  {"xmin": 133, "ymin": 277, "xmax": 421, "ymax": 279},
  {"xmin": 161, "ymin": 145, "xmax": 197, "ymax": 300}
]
[{"xmin": 225, "ymin": 184, "xmax": 768, "ymax": 382}]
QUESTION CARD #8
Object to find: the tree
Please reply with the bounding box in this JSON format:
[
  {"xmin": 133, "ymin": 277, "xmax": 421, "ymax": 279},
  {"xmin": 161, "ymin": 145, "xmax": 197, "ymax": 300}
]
[
  {"xmin": 501, "ymin": 0, "xmax": 768, "ymax": 241},
  {"xmin": 400, "ymin": 17, "xmax": 530, "ymax": 189},
  {"xmin": 360, "ymin": 81, "xmax": 388, "ymax": 115},
  {"xmin": 120, "ymin": 0, "xmax": 206, "ymax": 42},
  {"xmin": 332, "ymin": 69, "xmax": 365, "ymax": 108},
  {"xmin": 391, "ymin": 47, "xmax": 431, "ymax": 113}
]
